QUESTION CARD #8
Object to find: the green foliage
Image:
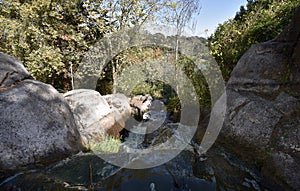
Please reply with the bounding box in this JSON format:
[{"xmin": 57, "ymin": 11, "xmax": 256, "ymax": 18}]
[
  {"xmin": 209, "ymin": 0, "xmax": 300, "ymax": 81},
  {"xmin": 167, "ymin": 96, "xmax": 180, "ymax": 113},
  {"xmin": 0, "ymin": 0, "xmax": 110, "ymax": 89},
  {"xmin": 98, "ymin": 45, "xmax": 211, "ymax": 113},
  {"xmin": 131, "ymin": 80, "xmax": 171, "ymax": 98},
  {"xmin": 97, "ymin": 46, "xmax": 170, "ymax": 95},
  {"xmin": 177, "ymin": 55, "xmax": 211, "ymax": 108},
  {"xmin": 89, "ymin": 134, "xmax": 121, "ymax": 154},
  {"xmin": 1, "ymin": 0, "xmax": 200, "ymax": 89}
]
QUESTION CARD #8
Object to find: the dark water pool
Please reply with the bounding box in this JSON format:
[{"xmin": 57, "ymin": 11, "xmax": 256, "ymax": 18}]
[{"xmin": 0, "ymin": 145, "xmax": 269, "ymax": 191}]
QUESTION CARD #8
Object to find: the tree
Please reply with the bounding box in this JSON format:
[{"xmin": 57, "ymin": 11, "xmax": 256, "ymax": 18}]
[
  {"xmin": 0, "ymin": 0, "xmax": 202, "ymax": 90},
  {"xmin": 98, "ymin": 43, "xmax": 211, "ymax": 111},
  {"xmin": 208, "ymin": 0, "xmax": 300, "ymax": 81},
  {"xmin": 0, "ymin": 0, "xmax": 111, "ymax": 89},
  {"xmin": 106, "ymin": 0, "xmax": 201, "ymax": 93},
  {"xmin": 96, "ymin": 0, "xmax": 176, "ymax": 93}
]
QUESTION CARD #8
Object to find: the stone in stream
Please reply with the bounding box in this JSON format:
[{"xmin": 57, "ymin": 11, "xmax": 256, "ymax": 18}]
[
  {"xmin": 64, "ymin": 89, "xmax": 131, "ymax": 148},
  {"xmin": 0, "ymin": 52, "xmax": 83, "ymax": 179},
  {"xmin": 129, "ymin": 94, "xmax": 153, "ymax": 120},
  {"xmin": 213, "ymin": 6, "xmax": 300, "ymax": 190}
]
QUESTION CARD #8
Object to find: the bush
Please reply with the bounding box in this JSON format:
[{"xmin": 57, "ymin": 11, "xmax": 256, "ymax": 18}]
[{"xmin": 89, "ymin": 134, "xmax": 121, "ymax": 154}]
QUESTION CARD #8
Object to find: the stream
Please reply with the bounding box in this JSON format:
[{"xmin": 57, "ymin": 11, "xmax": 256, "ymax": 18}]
[
  {"xmin": 0, "ymin": 103, "xmax": 270, "ymax": 191},
  {"xmin": 0, "ymin": 145, "xmax": 267, "ymax": 191}
]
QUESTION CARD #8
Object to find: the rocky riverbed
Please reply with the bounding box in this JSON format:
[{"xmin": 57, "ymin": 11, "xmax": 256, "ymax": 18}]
[{"xmin": 0, "ymin": 145, "xmax": 271, "ymax": 191}]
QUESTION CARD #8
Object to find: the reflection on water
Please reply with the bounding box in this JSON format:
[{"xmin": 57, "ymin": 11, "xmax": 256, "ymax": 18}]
[{"xmin": 0, "ymin": 145, "xmax": 266, "ymax": 191}]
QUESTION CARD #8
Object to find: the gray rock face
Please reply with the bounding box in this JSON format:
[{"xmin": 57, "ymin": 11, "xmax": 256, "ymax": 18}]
[
  {"xmin": 227, "ymin": 42, "xmax": 291, "ymax": 95},
  {"xmin": 0, "ymin": 80, "xmax": 82, "ymax": 173},
  {"xmin": 0, "ymin": 52, "xmax": 33, "ymax": 88},
  {"xmin": 64, "ymin": 90, "xmax": 131, "ymax": 147},
  {"xmin": 265, "ymin": 151, "xmax": 300, "ymax": 190},
  {"xmin": 218, "ymin": 7, "xmax": 300, "ymax": 190},
  {"xmin": 222, "ymin": 91, "xmax": 283, "ymax": 150}
]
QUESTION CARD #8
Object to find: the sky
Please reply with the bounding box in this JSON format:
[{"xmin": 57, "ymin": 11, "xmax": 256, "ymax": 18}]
[
  {"xmin": 192, "ymin": 0, "xmax": 248, "ymax": 37},
  {"xmin": 143, "ymin": 0, "xmax": 248, "ymax": 38}
]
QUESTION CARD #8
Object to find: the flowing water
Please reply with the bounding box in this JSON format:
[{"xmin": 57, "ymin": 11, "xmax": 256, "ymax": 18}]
[{"xmin": 0, "ymin": 106, "xmax": 270, "ymax": 191}]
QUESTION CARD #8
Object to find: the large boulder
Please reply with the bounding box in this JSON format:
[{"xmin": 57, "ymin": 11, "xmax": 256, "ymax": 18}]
[
  {"xmin": 217, "ymin": 7, "xmax": 300, "ymax": 190},
  {"xmin": 64, "ymin": 89, "xmax": 131, "ymax": 147},
  {"xmin": 0, "ymin": 52, "xmax": 33, "ymax": 88},
  {"xmin": 0, "ymin": 53, "xmax": 83, "ymax": 178}
]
